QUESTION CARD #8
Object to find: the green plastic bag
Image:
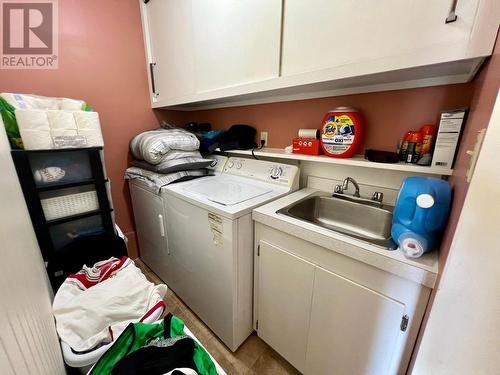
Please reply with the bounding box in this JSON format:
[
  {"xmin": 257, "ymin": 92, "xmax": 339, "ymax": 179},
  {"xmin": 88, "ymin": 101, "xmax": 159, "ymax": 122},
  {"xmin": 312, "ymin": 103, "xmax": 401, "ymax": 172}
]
[{"xmin": 0, "ymin": 97, "xmax": 23, "ymax": 148}]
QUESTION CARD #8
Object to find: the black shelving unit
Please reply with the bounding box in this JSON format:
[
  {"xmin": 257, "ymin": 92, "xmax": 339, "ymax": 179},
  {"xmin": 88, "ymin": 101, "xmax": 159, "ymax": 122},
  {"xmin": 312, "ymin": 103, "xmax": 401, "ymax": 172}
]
[{"xmin": 11, "ymin": 147, "xmax": 114, "ymax": 262}]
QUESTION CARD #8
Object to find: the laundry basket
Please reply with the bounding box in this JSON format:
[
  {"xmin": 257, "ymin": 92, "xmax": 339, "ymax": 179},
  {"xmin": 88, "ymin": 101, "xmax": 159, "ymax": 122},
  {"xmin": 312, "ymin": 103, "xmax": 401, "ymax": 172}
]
[{"xmin": 60, "ymin": 306, "xmax": 165, "ymax": 374}]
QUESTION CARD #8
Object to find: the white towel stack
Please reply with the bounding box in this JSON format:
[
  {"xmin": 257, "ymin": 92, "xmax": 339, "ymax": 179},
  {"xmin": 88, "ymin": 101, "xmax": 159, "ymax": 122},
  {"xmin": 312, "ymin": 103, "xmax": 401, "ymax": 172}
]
[
  {"xmin": 16, "ymin": 109, "xmax": 104, "ymax": 149},
  {"xmin": 1, "ymin": 93, "xmax": 104, "ymax": 150}
]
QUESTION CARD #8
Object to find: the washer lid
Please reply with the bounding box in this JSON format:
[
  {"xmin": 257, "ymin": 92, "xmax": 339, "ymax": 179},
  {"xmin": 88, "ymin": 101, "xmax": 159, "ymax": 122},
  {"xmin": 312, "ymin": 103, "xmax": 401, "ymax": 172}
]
[{"xmin": 184, "ymin": 178, "xmax": 272, "ymax": 206}]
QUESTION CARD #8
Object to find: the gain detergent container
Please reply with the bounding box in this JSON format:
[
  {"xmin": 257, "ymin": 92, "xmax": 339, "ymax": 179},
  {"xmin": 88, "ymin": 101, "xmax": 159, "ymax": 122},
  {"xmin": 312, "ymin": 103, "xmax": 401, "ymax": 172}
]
[
  {"xmin": 320, "ymin": 107, "xmax": 364, "ymax": 158},
  {"xmin": 392, "ymin": 176, "xmax": 452, "ymax": 258}
]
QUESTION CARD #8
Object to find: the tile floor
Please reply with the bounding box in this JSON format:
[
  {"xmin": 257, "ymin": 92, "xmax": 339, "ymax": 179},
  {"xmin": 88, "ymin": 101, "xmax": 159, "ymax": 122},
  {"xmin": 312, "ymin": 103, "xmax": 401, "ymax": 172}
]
[{"xmin": 136, "ymin": 259, "xmax": 301, "ymax": 375}]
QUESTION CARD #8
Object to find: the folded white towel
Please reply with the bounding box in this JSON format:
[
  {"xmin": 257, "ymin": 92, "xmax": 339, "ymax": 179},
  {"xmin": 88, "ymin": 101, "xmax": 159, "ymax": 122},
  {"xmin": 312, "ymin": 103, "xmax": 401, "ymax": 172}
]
[
  {"xmin": 47, "ymin": 110, "xmax": 77, "ymax": 130},
  {"xmin": 16, "ymin": 109, "xmax": 49, "ymax": 131},
  {"xmin": 16, "ymin": 109, "xmax": 104, "ymax": 149},
  {"xmin": 74, "ymin": 111, "xmax": 104, "ymax": 147},
  {"xmin": 20, "ymin": 129, "xmax": 53, "ymax": 149},
  {"xmin": 74, "ymin": 111, "xmax": 101, "ymax": 130},
  {"xmin": 16, "ymin": 110, "xmax": 53, "ymax": 149}
]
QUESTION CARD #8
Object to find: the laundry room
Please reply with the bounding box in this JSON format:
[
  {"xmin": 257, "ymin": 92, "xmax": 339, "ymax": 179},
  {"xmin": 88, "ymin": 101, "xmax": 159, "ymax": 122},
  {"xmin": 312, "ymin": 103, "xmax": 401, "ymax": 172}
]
[{"xmin": 0, "ymin": 1, "xmax": 499, "ymax": 375}]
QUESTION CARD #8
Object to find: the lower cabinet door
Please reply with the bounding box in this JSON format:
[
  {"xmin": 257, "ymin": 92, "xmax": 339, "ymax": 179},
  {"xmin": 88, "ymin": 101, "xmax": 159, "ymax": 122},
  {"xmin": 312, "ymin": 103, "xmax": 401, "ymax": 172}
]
[
  {"xmin": 257, "ymin": 241, "xmax": 315, "ymax": 373},
  {"xmin": 305, "ymin": 267, "xmax": 406, "ymax": 375}
]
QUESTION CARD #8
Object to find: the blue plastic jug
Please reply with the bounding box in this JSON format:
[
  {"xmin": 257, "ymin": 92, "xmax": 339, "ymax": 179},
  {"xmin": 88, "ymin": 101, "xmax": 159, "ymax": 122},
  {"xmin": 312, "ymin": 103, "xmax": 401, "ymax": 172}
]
[{"xmin": 392, "ymin": 176, "xmax": 452, "ymax": 258}]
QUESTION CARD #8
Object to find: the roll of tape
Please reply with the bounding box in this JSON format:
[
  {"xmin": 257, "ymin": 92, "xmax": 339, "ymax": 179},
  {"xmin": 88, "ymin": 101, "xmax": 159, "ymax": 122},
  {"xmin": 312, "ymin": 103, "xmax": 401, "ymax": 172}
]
[{"xmin": 298, "ymin": 128, "xmax": 320, "ymax": 139}]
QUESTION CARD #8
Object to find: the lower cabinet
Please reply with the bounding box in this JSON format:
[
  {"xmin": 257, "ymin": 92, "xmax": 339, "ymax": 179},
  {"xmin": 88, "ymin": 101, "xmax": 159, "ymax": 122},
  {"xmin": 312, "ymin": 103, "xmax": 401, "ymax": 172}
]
[
  {"xmin": 306, "ymin": 267, "xmax": 405, "ymax": 375},
  {"xmin": 255, "ymin": 233, "xmax": 430, "ymax": 375},
  {"xmin": 257, "ymin": 242, "xmax": 315, "ymax": 372}
]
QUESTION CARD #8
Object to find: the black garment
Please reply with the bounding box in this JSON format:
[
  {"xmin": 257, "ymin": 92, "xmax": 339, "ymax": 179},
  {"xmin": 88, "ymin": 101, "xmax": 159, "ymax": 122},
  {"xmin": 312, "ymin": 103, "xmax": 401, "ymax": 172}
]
[
  {"xmin": 47, "ymin": 232, "xmax": 127, "ymax": 289},
  {"xmin": 111, "ymin": 337, "xmax": 198, "ymax": 375}
]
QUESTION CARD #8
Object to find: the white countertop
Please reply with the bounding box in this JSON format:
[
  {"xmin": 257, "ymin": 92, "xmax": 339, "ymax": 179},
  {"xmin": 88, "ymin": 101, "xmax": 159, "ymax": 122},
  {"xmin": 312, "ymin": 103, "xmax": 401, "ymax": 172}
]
[{"xmin": 252, "ymin": 188, "xmax": 439, "ymax": 288}]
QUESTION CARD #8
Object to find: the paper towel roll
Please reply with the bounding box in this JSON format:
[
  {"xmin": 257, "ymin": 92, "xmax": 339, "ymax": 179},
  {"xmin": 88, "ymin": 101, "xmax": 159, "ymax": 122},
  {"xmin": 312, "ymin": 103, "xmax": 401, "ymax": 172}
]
[{"xmin": 298, "ymin": 128, "xmax": 320, "ymax": 139}]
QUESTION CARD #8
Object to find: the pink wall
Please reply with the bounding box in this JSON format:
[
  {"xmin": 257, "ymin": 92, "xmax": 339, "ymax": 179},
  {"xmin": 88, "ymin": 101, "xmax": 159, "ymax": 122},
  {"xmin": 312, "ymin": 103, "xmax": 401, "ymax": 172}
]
[
  {"xmin": 0, "ymin": 0, "xmax": 183, "ymax": 258},
  {"xmin": 165, "ymin": 84, "xmax": 474, "ymax": 153}
]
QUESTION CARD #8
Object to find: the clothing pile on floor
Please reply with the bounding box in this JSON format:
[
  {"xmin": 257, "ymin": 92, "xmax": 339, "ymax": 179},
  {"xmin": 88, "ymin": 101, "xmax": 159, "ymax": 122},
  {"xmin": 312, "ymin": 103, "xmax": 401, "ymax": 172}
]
[
  {"xmin": 53, "ymin": 257, "xmax": 167, "ymax": 353},
  {"xmin": 0, "ymin": 92, "xmax": 103, "ymax": 149},
  {"xmin": 89, "ymin": 314, "xmax": 218, "ymax": 375},
  {"xmin": 125, "ymin": 123, "xmax": 215, "ymax": 192}
]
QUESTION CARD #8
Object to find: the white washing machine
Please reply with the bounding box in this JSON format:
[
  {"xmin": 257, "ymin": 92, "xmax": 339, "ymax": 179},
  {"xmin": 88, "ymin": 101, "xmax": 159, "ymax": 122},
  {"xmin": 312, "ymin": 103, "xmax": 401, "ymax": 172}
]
[{"xmin": 129, "ymin": 156, "xmax": 299, "ymax": 351}]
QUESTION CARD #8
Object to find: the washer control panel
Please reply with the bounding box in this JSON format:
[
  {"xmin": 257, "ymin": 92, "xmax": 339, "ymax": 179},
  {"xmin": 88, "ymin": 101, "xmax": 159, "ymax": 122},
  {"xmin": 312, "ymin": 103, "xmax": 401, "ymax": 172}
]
[
  {"xmin": 223, "ymin": 157, "xmax": 299, "ymax": 188},
  {"xmin": 207, "ymin": 155, "xmax": 228, "ymax": 173}
]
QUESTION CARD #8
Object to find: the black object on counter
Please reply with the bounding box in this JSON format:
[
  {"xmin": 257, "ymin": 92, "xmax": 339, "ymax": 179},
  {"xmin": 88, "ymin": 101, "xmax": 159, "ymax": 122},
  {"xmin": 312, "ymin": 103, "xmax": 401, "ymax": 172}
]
[
  {"xmin": 364, "ymin": 149, "xmax": 400, "ymax": 163},
  {"xmin": 210, "ymin": 124, "xmax": 257, "ymax": 152}
]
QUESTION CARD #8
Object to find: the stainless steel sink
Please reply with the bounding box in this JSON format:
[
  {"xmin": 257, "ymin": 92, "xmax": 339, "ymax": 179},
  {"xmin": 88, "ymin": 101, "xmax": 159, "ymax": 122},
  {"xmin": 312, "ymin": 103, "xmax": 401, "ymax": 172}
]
[{"xmin": 277, "ymin": 194, "xmax": 397, "ymax": 249}]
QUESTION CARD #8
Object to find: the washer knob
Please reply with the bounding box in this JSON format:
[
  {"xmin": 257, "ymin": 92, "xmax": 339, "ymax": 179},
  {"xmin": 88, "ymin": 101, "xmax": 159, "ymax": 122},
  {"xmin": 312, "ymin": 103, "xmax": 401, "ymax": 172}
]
[
  {"xmin": 270, "ymin": 166, "xmax": 283, "ymax": 179},
  {"xmin": 236, "ymin": 162, "xmax": 242, "ymax": 169},
  {"xmin": 227, "ymin": 161, "xmax": 234, "ymax": 168}
]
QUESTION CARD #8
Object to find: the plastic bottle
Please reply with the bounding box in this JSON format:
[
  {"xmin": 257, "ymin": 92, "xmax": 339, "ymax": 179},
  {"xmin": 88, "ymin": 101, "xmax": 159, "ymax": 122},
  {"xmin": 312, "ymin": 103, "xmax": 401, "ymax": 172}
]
[
  {"xmin": 417, "ymin": 124, "xmax": 437, "ymax": 165},
  {"xmin": 399, "ymin": 131, "xmax": 412, "ymax": 161},
  {"xmin": 391, "ymin": 176, "xmax": 452, "ymax": 258},
  {"xmin": 320, "ymin": 107, "xmax": 364, "ymax": 158},
  {"xmin": 405, "ymin": 131, "xmax": 423, "ymax": 164}
]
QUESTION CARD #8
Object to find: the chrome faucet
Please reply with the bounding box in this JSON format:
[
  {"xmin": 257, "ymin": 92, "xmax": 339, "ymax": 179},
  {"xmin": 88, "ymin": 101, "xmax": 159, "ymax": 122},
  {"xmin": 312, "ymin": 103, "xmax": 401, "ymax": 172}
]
[
  {"xmin": 334, "ymin": 177, "xmax": 384, "ymax": 204},
  {"xmin": 335, "ymin": 177, "xmax": 360, "ymax": 197}
]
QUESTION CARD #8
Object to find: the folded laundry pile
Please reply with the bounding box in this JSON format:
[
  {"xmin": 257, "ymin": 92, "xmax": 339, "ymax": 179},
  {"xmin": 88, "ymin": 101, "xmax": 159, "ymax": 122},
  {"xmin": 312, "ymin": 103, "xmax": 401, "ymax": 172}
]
[
  {"xmin": 53, "ymin": 257, "xmax": 167, "ymax": 353},
  {"xmin": 0, "ymin": 92, "xmax": 103, "ymax": 149},
  {"xmin": 126, "ymin": 124, "xmax": 215, "ymax": 192},
  {"xmin": 89, "ymin": 314, "xmax": 218, "ymax": 375}
]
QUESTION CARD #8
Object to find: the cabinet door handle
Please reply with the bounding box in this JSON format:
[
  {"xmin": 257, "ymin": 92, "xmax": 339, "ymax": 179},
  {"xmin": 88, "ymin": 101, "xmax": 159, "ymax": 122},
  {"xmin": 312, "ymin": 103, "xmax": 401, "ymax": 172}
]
[
  {"xmin": 149, "ymin": 62, "xmax": 158, "ymax": 96},
  {"xmin": 445, "ymin": 0, "xmax": 458, "ymax": 23},
  {"xmin": 158, "ymin": 214, "xmax": 165, "ymax": 237}
]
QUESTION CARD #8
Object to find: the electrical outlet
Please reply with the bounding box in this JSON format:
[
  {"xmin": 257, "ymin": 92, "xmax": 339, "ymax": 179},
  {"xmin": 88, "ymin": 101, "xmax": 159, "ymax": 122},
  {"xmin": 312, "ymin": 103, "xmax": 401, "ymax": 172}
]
[{"xmin": 260, "ymin": 131, "xmax": 268, "ymax": 146}]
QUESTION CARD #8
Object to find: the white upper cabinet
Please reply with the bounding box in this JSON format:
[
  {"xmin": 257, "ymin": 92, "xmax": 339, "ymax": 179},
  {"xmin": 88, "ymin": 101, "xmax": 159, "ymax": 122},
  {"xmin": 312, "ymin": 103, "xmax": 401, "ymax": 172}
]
[
  {"xmin": 191, "ymin": 0, "xmax": 282, "ymax": 92},
  {"xmin": 141, "ymin": 0, "xmax": 282, "ymax": 104},
  {"xmin": 141, "ymin": 0, "xmax": 196, "ymax": 101},
  {"xmin": 281, "ymin": 0, "xmax": 483, "ymax": 77},
  {"xmin": 140, "ymin": 0, "xmax": 499, "ymax": 108}
]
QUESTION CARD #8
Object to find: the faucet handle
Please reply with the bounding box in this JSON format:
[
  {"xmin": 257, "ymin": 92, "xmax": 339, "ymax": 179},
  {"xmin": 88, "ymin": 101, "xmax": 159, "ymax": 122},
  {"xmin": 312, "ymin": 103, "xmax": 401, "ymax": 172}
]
[
  {"xmin": 334, "ymin": 185, "xmax": 343, "ymax": 194},
  {"xmin": 372, "ymin": 191, "xmax": 384, "ymax": 203}
]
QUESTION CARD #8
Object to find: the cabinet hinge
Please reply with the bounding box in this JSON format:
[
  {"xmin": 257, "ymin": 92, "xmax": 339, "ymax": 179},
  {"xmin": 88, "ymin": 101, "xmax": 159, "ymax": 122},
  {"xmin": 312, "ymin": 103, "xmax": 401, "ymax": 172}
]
[
  {"xmin": 256, "ymin": 320, "xmax": 258, "ymax": 330},
  {"xmin": 257, "ymin": 245, "xmax": 260, "ymax": 256},
  {"xmin": 400, "ymin": 315, "xmax": 409, "ymax": 332}
]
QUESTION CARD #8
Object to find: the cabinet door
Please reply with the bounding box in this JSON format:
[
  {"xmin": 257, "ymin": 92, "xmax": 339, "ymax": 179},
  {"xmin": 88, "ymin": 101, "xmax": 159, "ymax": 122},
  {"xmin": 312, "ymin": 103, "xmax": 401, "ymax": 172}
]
[
  {"xmin": 191, "ymin": 0, "xmax": 282, "ymax": 92},
  {"xmin": 129, "ymin": 183, "xmax": 169, "ymax": 279},
  {"xmin": 305, "ymin": 267, "xmax": 406, "ymax": 375},
  {"xmin": 281, "ymin": 0, "xmax": 479, "ymax": 76},
  {"xmin": 143, "ymin": 0, "xmax": 196, "ymax": 101},
  {"xmin": 257, "ymin": 241, "xmax": 315, "ymax": 373}
]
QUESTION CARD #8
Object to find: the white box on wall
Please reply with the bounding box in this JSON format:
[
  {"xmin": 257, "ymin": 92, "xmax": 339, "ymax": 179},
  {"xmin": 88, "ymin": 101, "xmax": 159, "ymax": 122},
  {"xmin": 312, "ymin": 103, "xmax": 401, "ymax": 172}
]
[{"xmin": 431, "ymin": 109, "xmax": 467, "ymax": 169}]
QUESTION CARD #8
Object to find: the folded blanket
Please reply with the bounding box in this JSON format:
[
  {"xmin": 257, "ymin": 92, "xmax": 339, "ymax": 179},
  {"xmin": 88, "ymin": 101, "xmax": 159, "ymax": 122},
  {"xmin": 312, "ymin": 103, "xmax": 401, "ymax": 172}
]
[
  {"xmin": 130, "ymin": 129, "xmax": 200, "ymax": 165},
  {"xmin": 125, "ymin": 167, "xmax": 211, "ymax": 193},
  {"xmin": 131, "ymin": 154, "xmax": 214, "ymax": 174},
  {"xmin": 53, "ymin": 257, "xmax": 167, "ymax": 352}
]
